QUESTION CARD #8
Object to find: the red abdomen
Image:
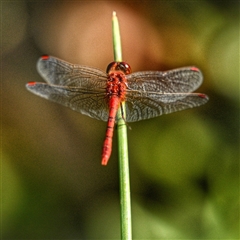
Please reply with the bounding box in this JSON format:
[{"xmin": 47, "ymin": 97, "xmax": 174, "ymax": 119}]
[{"xmin": 101, "ymin": 96, "xmax": 119, "ymax": 165}]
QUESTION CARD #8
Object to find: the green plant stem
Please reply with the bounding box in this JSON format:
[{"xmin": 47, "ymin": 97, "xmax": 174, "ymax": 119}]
[{"xmin": 112, "ymin": 11, "xmax": 132, "ymax": 240}]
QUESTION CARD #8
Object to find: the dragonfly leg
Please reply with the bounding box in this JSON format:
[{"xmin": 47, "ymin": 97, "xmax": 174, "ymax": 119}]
[{"xmin": 119, "ymin": 102, "xmax": 132, "ymax": 130}]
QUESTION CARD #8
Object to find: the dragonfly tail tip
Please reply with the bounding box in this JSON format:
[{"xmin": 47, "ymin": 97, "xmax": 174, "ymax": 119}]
[{"xmin": 101, "ymin": 157, "xmax": 109, "ymax": 166}]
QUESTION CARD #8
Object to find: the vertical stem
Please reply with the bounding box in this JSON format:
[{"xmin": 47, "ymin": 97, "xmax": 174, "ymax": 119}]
[
  {"xmin": 112, "ymin": 11, "xmax": 122, "ymax": 62},
  {"xmin": 112, "ymin": 11, "xmax": 132, "ymax": 240}
]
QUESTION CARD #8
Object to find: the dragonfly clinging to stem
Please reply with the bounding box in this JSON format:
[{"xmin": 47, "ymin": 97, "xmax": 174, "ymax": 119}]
[{"xmin": 26, "ymin": 55, "xmax": 208, "ymax": 165}]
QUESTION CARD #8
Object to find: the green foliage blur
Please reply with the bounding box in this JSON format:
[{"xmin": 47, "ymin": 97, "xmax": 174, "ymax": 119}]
[{"xmin": 2, "ymin": 1, "xmax": 239, "ymax": 239}]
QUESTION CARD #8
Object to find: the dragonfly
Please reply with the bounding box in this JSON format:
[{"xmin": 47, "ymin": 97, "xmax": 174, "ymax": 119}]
[{"xmin": 26, "ymin": 55, "xmax": 209, "ymax": 165}]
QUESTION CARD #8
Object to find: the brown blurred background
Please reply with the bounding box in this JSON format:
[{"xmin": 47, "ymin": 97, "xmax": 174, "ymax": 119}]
[{"xmin": 2, "ymin": 1, "xmax": 239, "ymax": 239}]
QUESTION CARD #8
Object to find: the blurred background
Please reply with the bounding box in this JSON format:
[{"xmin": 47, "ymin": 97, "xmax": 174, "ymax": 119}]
[{"xmin": 2, "ymin": 1, "xmax": 239, "ymax": 239}]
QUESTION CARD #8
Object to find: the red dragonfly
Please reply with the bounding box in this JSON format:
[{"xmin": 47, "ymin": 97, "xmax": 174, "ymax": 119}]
[{"xmin": 26, "ymin": 55, "xmax": 208, "ymax": 165}]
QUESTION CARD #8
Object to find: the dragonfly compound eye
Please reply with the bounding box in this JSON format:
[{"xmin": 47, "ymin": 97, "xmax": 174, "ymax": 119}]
[
  {"xmin": 119, "ymin": 62, "xmax": 131, "ymax": 75},
  {"xmin": 106, "ymin": 62, "xmax": 132, "ymax": 75},
  {"xmin": 106, "ymin": 62, "xmax": 118, "ymax": 73}
]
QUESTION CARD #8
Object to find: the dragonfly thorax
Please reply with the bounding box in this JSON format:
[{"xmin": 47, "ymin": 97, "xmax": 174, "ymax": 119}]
[
  {"xmin": 106, "ymin": 72, "xmax": 127, "ymax": 101},
  {"xmin": 106, "ymin": 61, "xmax": 131, "ymax": 101}
]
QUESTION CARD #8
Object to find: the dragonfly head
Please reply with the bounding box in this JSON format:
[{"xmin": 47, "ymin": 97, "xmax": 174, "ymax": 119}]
[{"xmin": 106, "ymin": 62, "xmax": 131, "ymax": 75}]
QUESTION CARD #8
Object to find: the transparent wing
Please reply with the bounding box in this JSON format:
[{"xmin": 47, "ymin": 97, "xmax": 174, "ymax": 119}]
[
  {"xmin": 125, "ymin": 92, "xmax": 209, "ymax": 122},
  {"xmin": 28, "ymin": 57, "xmax": 208, "ymax": 122},
  {"xmin": 26, "ymin": 82, "xmax": 109, "ymax": 121},
  {"xmin": 28, "ymin": 55, "xmax": 109, "ymax": 121},
  {"xmin": 37, "ymin": 55, "xmax": 107, "ymax": 88},
  {"xmin": 124, "ymin": 67, "xmax": 207, "ymax": 122},
  {"xmin": 126, "ymin": 67, "xmax": 203, "ymax": 93}
]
